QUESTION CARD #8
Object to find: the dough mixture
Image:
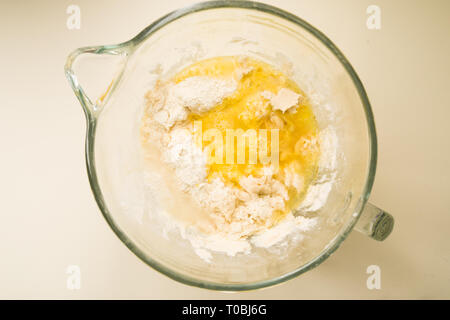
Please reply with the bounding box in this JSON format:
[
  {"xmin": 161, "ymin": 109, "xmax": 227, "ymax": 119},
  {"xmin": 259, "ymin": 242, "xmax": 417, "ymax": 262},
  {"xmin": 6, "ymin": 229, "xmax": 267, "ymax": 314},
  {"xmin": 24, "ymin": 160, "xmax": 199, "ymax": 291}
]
[{"xmin": 140, "ymin": 56, "xmax": 321, "ymax": 260}]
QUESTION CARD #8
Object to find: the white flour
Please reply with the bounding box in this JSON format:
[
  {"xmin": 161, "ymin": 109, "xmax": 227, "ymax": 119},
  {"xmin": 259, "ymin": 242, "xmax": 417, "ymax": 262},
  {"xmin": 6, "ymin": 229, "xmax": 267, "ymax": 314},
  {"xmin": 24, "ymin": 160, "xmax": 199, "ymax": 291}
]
[
  {"xmin": 261, "ymin": 88, "xmax": 302, "ymax": 113},
  {"xmin": 163, "ymin": 127, "xmax": 207, "ymax": 189},
  {"xmin": 172, "ymin": 76, "xmax": 237, "ymax": 114},
  {"xmin": 150, "ymin": 76, "xmax": 237, "ymax": 128}
]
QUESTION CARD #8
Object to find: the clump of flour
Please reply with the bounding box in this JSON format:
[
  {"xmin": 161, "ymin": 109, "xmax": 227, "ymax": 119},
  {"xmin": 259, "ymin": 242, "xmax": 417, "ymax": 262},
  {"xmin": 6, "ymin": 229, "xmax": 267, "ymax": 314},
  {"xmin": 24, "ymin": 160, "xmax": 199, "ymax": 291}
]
[
  {"xmin": 163, "ymin": 127, "xmax": 207, "ymax": 190},
  {"xmin": 148, "ymin": 76, "xmax": 237, "ymax": 128},
  {"xmin": 262, "ymin": 88, "xmax": 302, "ymax": 113}
]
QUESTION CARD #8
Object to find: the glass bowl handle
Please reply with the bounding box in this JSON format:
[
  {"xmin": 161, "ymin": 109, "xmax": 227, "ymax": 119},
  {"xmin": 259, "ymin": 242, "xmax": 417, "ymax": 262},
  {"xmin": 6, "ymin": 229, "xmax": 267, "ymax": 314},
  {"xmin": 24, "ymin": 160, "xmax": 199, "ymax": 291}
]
[
  {"xmin": 64, "ymin": 45, "xmax": 128, "ymax": 118},
  {"xmin": 354, "ymin": 202, "xmax": 394, "ymax": 241}
]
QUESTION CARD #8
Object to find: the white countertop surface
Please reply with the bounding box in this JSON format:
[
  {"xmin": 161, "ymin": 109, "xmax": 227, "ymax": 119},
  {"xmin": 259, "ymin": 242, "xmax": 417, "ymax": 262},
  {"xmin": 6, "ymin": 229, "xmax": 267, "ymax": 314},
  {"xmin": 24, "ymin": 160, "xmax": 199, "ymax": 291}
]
[{"xmin": 1, "ymin": 0, "xmax": 449, "ymax": 299}]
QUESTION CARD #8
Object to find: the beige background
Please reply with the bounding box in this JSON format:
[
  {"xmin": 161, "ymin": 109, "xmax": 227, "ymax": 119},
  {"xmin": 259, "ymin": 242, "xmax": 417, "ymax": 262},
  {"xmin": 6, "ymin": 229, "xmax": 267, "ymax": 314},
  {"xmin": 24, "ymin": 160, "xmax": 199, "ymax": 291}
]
[{"xmin": 1, "ymin": 0, "xmax": 449, "ymax": 299}]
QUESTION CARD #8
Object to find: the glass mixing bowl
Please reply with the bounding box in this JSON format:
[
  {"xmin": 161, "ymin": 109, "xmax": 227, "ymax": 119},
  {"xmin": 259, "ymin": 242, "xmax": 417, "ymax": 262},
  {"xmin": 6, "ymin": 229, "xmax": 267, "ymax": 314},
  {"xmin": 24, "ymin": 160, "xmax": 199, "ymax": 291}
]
[{"xmin": 65, "ymin": 0, "xmax": 394, "ymax": 290}]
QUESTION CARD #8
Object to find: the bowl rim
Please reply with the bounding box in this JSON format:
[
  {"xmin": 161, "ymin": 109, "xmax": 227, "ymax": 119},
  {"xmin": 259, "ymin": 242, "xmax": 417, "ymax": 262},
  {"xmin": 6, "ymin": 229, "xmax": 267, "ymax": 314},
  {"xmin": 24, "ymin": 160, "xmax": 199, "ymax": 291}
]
[{"xmin": 82, "ymin": 0, "xmax": 377, "ymax": 291}]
